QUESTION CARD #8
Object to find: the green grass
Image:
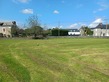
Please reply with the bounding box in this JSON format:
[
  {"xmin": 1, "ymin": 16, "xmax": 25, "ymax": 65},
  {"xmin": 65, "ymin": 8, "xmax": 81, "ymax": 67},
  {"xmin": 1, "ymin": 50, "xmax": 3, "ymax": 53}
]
[{"xmin": 0, "ymin": 38, "xmax": 109, "ymax": 82}]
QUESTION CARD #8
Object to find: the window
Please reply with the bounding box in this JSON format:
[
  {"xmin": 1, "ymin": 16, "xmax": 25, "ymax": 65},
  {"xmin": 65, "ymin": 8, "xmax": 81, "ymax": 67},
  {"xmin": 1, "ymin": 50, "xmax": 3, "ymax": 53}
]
[
  {"xmin": 103, "ymin": 33, "xmax": 105, "ymax": 36},
  {"xmin": 3, "ymin": 28, "xmax": 5, "ymax": 32}
]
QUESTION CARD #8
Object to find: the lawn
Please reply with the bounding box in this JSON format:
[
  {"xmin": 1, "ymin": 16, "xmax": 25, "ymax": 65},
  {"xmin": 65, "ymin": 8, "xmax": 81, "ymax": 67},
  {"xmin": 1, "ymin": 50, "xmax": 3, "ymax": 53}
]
[{"xmin": 0, "ymin": 38, "xmax": 109, "ymax": 82}]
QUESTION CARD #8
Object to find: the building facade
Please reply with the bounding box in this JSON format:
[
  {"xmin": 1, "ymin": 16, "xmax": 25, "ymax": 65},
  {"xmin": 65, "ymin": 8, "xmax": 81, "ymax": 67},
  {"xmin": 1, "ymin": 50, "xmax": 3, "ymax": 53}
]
[
  {"xmin": 93, "ymin": 23, "xmax": 109, "ymax": 36},
  {"xmin": 0, "ymin": 21, "xmax": 16, "ymax": 37},
  {"xmin": 68, "ymin": 29, "xmax": 80, "ymax": 36}
]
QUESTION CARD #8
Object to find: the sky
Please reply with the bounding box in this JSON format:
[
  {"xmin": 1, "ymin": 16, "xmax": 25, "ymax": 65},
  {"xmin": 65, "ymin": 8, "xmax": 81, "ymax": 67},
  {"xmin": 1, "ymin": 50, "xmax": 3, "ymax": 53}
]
[{"xmin": 0, "ymin": 0, "xmax": 109, "ymax": 29}]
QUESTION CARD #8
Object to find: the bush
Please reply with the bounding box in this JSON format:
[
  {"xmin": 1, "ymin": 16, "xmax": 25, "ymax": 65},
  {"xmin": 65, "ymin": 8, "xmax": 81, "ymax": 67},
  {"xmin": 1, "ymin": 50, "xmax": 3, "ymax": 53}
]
[
  {"xmin": 51, "ymin": 29, "xmax": 68, "ymax": 36},
  {"xmin": 32, "ymin": 35, "xmax": 44, "ymax": 39},
  {"xmin": 0, "ymin": 33, "xmax": 3, "ymax": 37}
]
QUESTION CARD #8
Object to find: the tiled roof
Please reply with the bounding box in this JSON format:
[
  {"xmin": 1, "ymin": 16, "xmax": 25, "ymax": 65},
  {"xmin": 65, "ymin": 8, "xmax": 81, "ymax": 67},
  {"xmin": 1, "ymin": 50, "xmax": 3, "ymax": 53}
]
[{"xmin": 96, "ymin": 23, "xmax": 109, "ymax": 29}]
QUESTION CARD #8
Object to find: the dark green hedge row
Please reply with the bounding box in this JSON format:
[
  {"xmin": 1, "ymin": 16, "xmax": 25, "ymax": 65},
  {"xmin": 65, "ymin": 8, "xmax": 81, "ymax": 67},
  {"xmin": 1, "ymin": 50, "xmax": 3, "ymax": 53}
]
[{"xmin": 51, "ymin": 29, "xmax": 68, "ymax": 36}]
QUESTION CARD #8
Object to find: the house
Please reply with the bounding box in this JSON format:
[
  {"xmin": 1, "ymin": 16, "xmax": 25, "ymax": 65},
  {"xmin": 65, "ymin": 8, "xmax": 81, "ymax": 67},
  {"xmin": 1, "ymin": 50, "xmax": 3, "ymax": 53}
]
[
  {"xmin": 0, "ymin": 21, "xmax": 16, "ymax": 37},
  {"xmin": 79, "ymin": 27, "xmax": 85, "ymax": 36},
  {"xmin": 68, "ymin": 29, "xmax": 80, "ymax": 36},
  {"xmin": 93, "ymin": 23, "xmax": 109, "ymax": 36}
]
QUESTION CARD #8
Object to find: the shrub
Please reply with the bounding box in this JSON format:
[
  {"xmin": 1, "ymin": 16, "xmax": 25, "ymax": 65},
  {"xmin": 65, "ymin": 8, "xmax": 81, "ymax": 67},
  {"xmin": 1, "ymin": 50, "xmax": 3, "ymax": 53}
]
[{"xmin": 0, "ymin": 33, "xmax": 3, "ymax": 37}]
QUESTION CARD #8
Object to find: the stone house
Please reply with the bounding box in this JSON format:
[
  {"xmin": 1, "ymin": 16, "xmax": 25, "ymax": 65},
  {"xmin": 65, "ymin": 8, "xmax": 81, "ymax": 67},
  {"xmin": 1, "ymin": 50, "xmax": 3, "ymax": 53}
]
[
  {"xmin": 93, "ymin": 23, "xmax": 109, "ymax": 36},
  {"xmin": 79, "ymin": 27, "xmax": 85, "ymax": 36},
  {"xmin": 0, "ymin": 21, "xmax": 16, "ymax": 37}
]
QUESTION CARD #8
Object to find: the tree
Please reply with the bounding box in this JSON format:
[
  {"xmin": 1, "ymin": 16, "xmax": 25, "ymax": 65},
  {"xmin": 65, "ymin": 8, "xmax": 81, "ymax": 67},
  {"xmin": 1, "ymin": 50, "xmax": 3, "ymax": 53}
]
[
  {"xmin": 51, "ymin": 28, "xmax": 59, "ymax": 36},
  {"xmin": 27, "ymin": 15, "xmax": 43, "ymax": 38},
  {"xmin": 84, "ymin": 27, "xmax": 93, "ymax": 35},
  {"xmin": 11, "ymin": 21, "xmax": 19, "ymax": 37},
  {"xmin": 51, "ymin": 28, "xmax": 68, "ymax": 36},
  {"xmin": 25, "ymin": 28, "xmax": 33, "ymax": 36},
  {"xmin": 18, "ymin": 28, "xmax": 26, "ymax": 37},
  {"xmin": 60, "ymin": 29, "xmax": 68, "ymax": 36},
  {"xmin": 81, "ymin": 26, "xmax": 93, "ymax": 36}
]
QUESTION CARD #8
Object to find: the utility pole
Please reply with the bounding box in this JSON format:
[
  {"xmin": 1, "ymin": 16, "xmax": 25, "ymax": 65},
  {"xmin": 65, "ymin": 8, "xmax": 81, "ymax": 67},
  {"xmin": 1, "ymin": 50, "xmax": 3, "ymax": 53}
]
[
  {"xmin": 58, "ymin": 21, "xmax": 60, "ymax": 36},
  {"xmin": 100, "ymin": 23, "xmax": 103, "ymax": 37},
  {"xmin": 104, "ymin": 19, "xmax": 108, "ymax": 36},
  {"xmin": 106, "ymin": 20, "xmax": 108, "ymax": 36}
]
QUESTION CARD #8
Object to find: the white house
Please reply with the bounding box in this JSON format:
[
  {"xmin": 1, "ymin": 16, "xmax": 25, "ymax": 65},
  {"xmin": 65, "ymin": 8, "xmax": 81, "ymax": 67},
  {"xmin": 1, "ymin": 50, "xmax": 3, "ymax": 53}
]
[
  {"xmin": 0, "ymin": 21, "xmax": 16, "ymax": 37},
  {"xmin": 93, "ymin": 23, "xmax": 109, "ymax": 36},
  {"xmin": 68, "ymin": 29, "xmax": 80, "ymax": 36}
]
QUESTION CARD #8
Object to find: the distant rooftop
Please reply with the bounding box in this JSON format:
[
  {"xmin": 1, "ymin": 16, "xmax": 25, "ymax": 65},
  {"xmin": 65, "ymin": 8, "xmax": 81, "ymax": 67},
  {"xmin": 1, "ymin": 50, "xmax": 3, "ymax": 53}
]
[
  {"xmin": 0, "ymin": 21, "xmax": 16, "ymax": 27},
  {"xmin": 68, "ymin": 29, "xmax": 80, "ymax": 32},
  {"xmin": 95, "ymin": 23, "xmax": 109, "ymax": 29}
]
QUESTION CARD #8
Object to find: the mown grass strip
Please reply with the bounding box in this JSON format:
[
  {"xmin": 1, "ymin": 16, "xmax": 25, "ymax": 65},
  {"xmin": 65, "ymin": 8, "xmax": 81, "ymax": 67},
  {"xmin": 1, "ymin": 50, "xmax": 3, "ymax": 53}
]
[{"xmin": 1, "ymin": 54, "xmax": 31, "ymax": 82}]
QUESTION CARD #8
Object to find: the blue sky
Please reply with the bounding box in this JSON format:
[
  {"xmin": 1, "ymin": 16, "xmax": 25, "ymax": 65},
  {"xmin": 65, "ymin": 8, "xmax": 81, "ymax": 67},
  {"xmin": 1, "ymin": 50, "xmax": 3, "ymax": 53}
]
[{"xmin": 0, "ymin": 0, "xmax": 109, "ymax": 28}]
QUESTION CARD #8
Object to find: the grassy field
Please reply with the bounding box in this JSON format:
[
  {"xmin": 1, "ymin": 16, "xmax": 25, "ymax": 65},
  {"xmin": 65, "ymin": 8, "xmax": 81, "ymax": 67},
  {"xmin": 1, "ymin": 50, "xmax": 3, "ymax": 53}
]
[{"xmin": 0, "ymin": 38, "xmax": 109, "ymax": 82}]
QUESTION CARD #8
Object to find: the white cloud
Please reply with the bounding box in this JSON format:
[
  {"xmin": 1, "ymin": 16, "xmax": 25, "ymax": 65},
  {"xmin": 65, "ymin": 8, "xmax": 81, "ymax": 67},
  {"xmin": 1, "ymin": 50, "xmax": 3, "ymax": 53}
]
[
  {"xmin": 98, "ymin": 2, "xmax": 108, "ymax": 8},
  {"xmin": 22, "ymin": 9, "xmax": 33, "ymax": 14},
  {"xmin": 53, "ymin": 10, "xmax": 59, "ymax": 14},
  {"xmin": 93, "ymin": 2, "xmax": 109, "ymax": 13},
  {"xmin": 68, "ymin": 23, "xmax": 86, "ymax": 29},
  {"xmin": 18, "ymin": 0, "xmax": 30, "ymax": 3},
  {"xmin": 12, "ymin": 0, "xmax": 18, "ymax": 4},
  {"xmin": 89, "ymin": 18, "xmax": 103, "ymax": 27},
  {"xmin": 93, "ymin": 11, "xmax": 97, "ymax": 13},
  {"xmin": 98, "ymin": 8, "xmax": 105, "ymax": 11},
  {"xmin": 60, "ymin": 25, "xmax": 63, "ymax": 28},
  {"xmin": 12, "ymin": 0, "xmax": 30, "ymax": 3},
  {"xmin": 69, "ymin": 23, "xmax": 78, "ymax": 28},
  {"xmin": 37, "ymin": 14, "xmax": 42, "ymax": 17}
]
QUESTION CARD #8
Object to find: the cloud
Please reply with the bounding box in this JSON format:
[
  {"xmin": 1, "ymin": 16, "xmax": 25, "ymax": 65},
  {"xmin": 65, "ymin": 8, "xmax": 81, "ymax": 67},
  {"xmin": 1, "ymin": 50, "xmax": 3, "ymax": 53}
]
[
  {"xmin": 93, "ymin": 2, "xmax": 109, "ymax": 13},
  {"xmin": 89, "ymin": 18, "xmax": 103, "ymax": 27},
  {"xmin": 18, "ymin": 0, "xmax": 30, "ymax": 3},
  {"xmin": 22, "ymin": 9, "xmax": 33, "ymax": 14},
  {"xmin": 12, "ymin": 0, "xmax": 30, "ymax": 3},
  {"xmin": 53, "ymin": 10, "xmax": 59, "ymax": 14},
  {"xmin": 60, "ymin": 25, "xmax": 63, "ymax": 28},
  {"xmin": 68, "ymin": 23, "xmax": 86, "ymax": 29},
  {"xmin": 12, "ymin": 0, "xmax": 18, "ymax": 4},
  {"xmin": 98, "ymin": 2, "xmax": 108, "ymax": 8},
  {"xmin": 37, "ymin": 14, "xmax": 42, "ymax": 17},
  {"xmin": 69, "ymin": 23, "xmax": 78, "ymax": 28},
  {"xmin": 61, "ymin": 1, "xmax": 65, "ymax": 3}
]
